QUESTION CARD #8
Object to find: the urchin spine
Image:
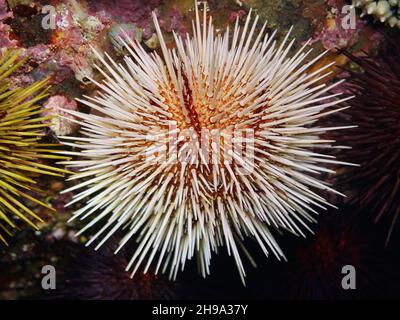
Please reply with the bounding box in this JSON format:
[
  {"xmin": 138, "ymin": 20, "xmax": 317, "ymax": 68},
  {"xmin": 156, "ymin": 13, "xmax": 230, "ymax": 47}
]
[{"xmin": 60, "ymin": 3, "xmax": 352, "ymax": 283}]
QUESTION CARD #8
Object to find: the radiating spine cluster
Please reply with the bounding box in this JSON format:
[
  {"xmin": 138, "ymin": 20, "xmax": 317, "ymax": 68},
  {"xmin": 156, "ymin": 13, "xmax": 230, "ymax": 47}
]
[
  {"xmin": 61, "ymin": 2, "xmax": 352, "ymax": 283},
  {"xmin": 0, "ymin": 50, "xmax": 68, "ymax": 245},
  {"xmin": 337, "ymin": 40, "xmax": 400, "ymax": 244}
]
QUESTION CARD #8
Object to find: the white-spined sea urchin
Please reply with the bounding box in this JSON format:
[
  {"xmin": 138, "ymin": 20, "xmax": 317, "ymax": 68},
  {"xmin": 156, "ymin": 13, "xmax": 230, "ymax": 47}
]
[{"xmin": 60, "ymin": 2, "xmax": 353, "ymax": 283}]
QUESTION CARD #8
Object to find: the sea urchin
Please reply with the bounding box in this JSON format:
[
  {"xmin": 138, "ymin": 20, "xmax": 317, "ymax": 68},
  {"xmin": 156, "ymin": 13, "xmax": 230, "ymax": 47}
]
[
  {"xmin": 61, "ymin": 2, "xmax": 352, "ymax": 283},
  {"xmin": 0, "ymin": 50, "xmax": 68, "ymax": 245},
  {"xmin": 338, "ymin": 40, "xmax": 400, "ymax": 244}
]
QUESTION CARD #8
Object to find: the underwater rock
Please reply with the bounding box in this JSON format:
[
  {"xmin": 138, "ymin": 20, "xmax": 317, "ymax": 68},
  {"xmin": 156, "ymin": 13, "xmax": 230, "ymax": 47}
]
[
  {"xmin": 42, "ymin": 95, "xmax": 79, "ymax": 136},
  {"xmin": 0, "ymin": 0, "xmax": 17, "ymax": 49},
  {"xmin": 108, "ymin": 23, "xmax": 143, "ymax": 55},
  {"xmin": 308, "ymin": 0, "xmax": 365, "ymax": 50}
]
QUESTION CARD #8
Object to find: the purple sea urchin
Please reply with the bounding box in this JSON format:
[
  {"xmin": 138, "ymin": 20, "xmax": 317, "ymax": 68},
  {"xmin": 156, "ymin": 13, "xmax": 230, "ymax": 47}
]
[
  {"xmin": 261, "ymin": 209, "xmax": 400, "ymax": 299},
  {"xmin": 338, "ymin": 40, "xmax": 400, "ymax": 244},
  {"xmin": 52, "ymin": 241, "xmax": 180, "ymax": 300},
  {"xmin": 61, "ymin": 2, "xmax": 352, "ymax": 283}
]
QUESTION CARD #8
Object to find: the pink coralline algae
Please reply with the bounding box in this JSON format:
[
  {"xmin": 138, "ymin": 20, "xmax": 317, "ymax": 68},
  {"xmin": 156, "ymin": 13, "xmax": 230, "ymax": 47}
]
[
  {"xmin": 0, "ymin": 0, "xmax": 8, "ymax": 20},
  {"xmin": 42, "ymin": 95, "xmax": 79, "ymax": 136},
  {"xmin": 0, "ymin": 0, "xmax": 17, "ymax": 49},
  {"xmin": 309, "ymin": 0, "xmax": 365, "ymax": 50},
  {"xmin": 87, "ymin": 0, "xmax": 162, "ymax": 36},
  {"xmin": 50, "ymin": 1, "xmax": 106, "ymax": 82},
  {"xmin": 228, "ymin": 9, "xmax": 247, "ymax": 23},
  {"xmin": 162, "ymin": 6, "xmax": 187, "ymax": 36},
  {"xmin": 6, "ymin": 44, "xmax": 52, "ymax": 88},
  {"xmin": 1, "ymin": 1, "xmax": 108, "ymax": 86},
  {"xmin": 26, "ymin": 44, "xmax": 51, "ymax": 64}
]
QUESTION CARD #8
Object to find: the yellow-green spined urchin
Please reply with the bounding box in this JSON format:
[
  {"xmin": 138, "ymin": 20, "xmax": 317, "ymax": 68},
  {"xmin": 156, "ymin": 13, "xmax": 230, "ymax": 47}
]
[{"xmin": 0, "ymin": 50, "xmax": 70, "ymax": 245}]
